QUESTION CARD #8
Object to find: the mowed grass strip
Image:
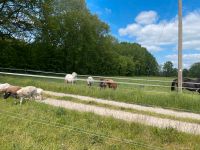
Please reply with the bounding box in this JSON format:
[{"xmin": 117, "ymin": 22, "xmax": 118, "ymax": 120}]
[
  {"xmin": 44, "ymin": 94, "xmax": 200, "ymax": 125},
  {"xmin": 0, "ymin": 98, "xmax": 200, "ymax": 149},
  {"xmin": 0, "ymin": 75, "xmax": 200, "ymax": 113}
]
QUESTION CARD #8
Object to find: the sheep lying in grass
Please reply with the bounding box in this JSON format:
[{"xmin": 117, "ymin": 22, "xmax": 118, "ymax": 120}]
[
  {"xmin": 87, "ymin": 76, "xmax": 94, "ymax": 87},
  {"xmin": 0, "ymin": 83, "xmax": 11, "ymax": 93},
  {"xmin": 65, "ymin": 72, "xmax": 77, "ymax": 84},
  {"xmin": 3, "ymin": 86, "xmax": 21, "ymax": 99},
  {"xmin": 16, "ymin": 86, "xmax": 37, "ymax": 105}
]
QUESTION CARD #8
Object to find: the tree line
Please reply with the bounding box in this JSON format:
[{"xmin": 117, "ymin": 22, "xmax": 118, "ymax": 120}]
[
  {"xmin": 0, "ymin": 0, "xmax": 158, "ymax": 76},
  {"xmin": 159, "ymin": 61, "xmax": 200, "ymax": 78},
  {"xmin": 1, "ymin": 0, "xmax": 199, "ymax": 77}
]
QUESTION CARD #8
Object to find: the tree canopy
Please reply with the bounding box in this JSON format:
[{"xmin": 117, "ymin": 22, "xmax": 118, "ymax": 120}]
[
  {"xmin": 189, "ymin": 62, "xmax": 200, "ymax": 78},
  {"xmin": 162, "ymin": 61, "xmax": 177, "ymax": 77},
  {"xmin": 0, "ymin": 0, "xmax": 40, "ymax": 40},
  {"xmin": 0, "ymin": 0, "xmax": 159, "ymax": 76}
]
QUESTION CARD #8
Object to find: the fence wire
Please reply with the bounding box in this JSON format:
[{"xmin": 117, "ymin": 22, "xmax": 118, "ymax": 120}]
[
  {"xmin": 0, "ymin": 67, "xmax": 200, "ymax": 85},
  {"xmin": 0, "ymin": 71, "xmax": 200, "ymax": 90}
]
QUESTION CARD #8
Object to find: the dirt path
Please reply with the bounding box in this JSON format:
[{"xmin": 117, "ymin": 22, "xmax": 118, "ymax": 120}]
[
  {"xmin": 44, "ymin": 91, "xmax": 200, "ymax": 121},
  {"xmin": 40, "ymin": 98, "xmax": 200, "ymax": 135}
]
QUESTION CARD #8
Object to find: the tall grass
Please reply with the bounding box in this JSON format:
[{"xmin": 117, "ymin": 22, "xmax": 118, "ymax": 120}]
[
  {"xmin": 0, "ymin": 75, "xmax": 200, "ymax": 113},
  {"xmin": 0, "ymin": 99, "xmax": 200, "ymax": 149}
]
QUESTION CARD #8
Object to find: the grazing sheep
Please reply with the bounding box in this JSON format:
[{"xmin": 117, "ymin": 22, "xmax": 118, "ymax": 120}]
[
  {"xmin": 3, "ymin": 86, "xmax": 21, "ymax": 99},
  {"xmin": 65, "ymin": 72, "xmax": 77, "ymax": 84},
  {"xmin": 99, "ymin": 78, "xmax": 107, "ymax": 89},
  {"xmin": 72, "ymin": 72, "xmax": 77, "ymax": 79},
  {"xmin": 16, "ymin": 86, "xmax": 37, "ymax": 105},
  {"xmin": 87, "ymin": 76, "xmax": 94, "ymax": 87},
  {"xmin": 35, "ymin": 88, "xmax": 44, "ymax": 100},
  {"xmin": 0, "ymin": 83, "xmax": 11, "ymax": 93},
  {"xmin": 99, "ymin": 79, "xmax": 118, "ymax": 90},
  {"xmin": 105, "ymin": 79, "xmax": 118, "ymax": 90}
]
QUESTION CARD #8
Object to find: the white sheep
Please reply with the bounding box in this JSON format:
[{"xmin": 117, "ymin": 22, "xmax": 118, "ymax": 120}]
[
  {"xmin": 35, "ymin": 88, "xmax": 44, "ymax": 100},
  {"xmin": 87, "ymin": 76, "xmax": 94, "ymax": 87},
  {"xmin": 64, "ymin": 72, "xmax": 77, "ymax": 84},
  {"xmin": 0, "ymin": 83, "xmax": 11, "ymax": 93},
  {"xmin": 16, "ymin": 86, "xmax": 37, "ymax": 105}
]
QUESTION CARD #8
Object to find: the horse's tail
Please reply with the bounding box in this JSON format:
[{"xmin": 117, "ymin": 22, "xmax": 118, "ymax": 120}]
[{"xmin": 171, "ymin": 79, "xmax": 177, "ymax": 91}]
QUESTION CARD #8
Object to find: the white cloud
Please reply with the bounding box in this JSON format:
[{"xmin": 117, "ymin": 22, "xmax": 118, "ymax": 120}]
[
  {"xmin": 118, "ymin": 10, "xmax": 200, "ymax": 52},
  {"xmin": 141, "ymin": 45, "xmax": 163, "ymax": 52},
  {"xmin": 119, "ymin": 24, "xmax": 141, "ymax": 36},
  {"xmin": 135, "ymin": 11, "xmax": 158, "ymax": 25},
  {"xmin": 166, "ymin": 54, "xmax": 200, "ymax": 68}
]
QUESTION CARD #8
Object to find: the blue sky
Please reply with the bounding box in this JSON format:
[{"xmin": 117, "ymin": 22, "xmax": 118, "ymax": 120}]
[{"xmin": 86, "ymin": 0, "xmax": 200, "ymax": 68}]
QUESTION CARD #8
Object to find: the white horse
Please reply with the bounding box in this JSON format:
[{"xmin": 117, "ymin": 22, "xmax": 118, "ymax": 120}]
[
  {"xmin": 64, "ymin": 72, "xmax": 77, "ymax": 84},
  {"xmin": 87, "ymin": 76, "xmax": 94, "ymax": 87}
]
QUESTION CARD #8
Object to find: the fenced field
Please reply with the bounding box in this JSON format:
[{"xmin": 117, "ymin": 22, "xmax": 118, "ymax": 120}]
[
  {"xmin": 1, "ymin": 71, "xmax": 200, "ymax": 149},
  {"xmin": 0, "ymin": 94, "xmax": 200, "ymax": 150},
  {"xmin": 0, "ymin": 70, "xmax": 199, "ymax": 113}
]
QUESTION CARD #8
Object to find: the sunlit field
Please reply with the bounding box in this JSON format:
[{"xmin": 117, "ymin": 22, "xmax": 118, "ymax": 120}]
[
  {"xmin": 1, "ymin": 97, "xmax": 200, "ymax": 150},
  {"xmin": 0, "ymin": 74, "xmax": 200, "ymax": 113}
]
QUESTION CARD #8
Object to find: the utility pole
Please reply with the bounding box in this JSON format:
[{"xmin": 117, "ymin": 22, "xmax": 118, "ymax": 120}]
[{"xmin": 178, "ymin": 0, "xmax": 183, "ymax": 93}]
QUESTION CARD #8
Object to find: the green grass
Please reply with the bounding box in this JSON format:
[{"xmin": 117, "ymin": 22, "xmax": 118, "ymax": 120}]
[
  {"xmin": 0, "ymin": 98, "xmax": 200, "ymax": 149},
  {"xmin": 0, "ymin": 74, "xmax": 200, "ymax": 113},
  {"xmin": 45, "ymin": 94, "xmax": 200, "ymax": 125}
]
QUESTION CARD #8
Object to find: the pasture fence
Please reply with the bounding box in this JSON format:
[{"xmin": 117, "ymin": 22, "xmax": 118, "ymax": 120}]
[
  {"xmin": 0, "ymin": 67, "xmax": 200, "ymax": 85},
  {"xmin": 0, "ymin": 72, "xmax": 188, "ymax": 90},
  {"xmin": 1, "ymin": 70, "xmax": 200, "ymax": 114},
  {"xmin": 0, "ymin": 70, "xmax": 200, "ymax": 90}
]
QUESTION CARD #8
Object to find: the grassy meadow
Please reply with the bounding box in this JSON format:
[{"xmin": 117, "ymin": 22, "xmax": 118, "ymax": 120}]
[
  {"xmin": 1, "ymin": 74, "xmax": 200, "ymax": 149},
  {"xmin": 1, "ymin": 98, "xmax": 200, "ymax": 150},
  {"xmin": 0, "ymin": 74, "xmax": 200, "ymax": 113}
]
